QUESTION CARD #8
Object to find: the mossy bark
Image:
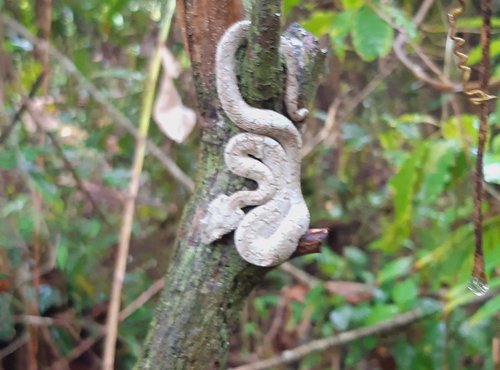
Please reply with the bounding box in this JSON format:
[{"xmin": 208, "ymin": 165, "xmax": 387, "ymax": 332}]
[{"xmin": 139, "ymin": 0, "xmax": 324, "ymax": 369}]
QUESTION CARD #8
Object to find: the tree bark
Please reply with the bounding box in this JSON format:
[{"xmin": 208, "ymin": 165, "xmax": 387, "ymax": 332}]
[{"xmin": 139, "ymin": 1, "xmax": 324, "ymax": 369}]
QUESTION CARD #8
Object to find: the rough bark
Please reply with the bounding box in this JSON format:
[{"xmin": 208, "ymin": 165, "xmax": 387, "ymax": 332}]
[{"xmin": 139, "ymin": 1, "xmax": 324, "ymax": 369}]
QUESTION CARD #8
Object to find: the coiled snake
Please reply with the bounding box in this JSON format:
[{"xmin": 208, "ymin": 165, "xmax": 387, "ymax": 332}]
[{"xmin": 200, "ymin": 20, "xmax": 310, "ymax": 267}]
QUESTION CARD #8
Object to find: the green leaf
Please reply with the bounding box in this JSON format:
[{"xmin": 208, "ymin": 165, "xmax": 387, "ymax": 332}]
[
  {"xmin": 469, "ymin": 294, "xmax": 500, "ymax": 325},
  {"xmin": 0, "ymin": 150, "xmax": 16, "ymax": 170},
  {"xmin": 341, "ymin": 0, "xmax": 363, "ymax": 10},
  {"xmin": 385, "ymin": 5, "xmax": 417, "ymax": 39},
  {"xmin": 0, "ymin": 294, "xmax": 15, "ymax": 341},
  {"xmin": 484, "ymin": 153, "xmax": 500, "ymax": 184},
  {"xmin": 80, "ymin": 219, "xmax": 101, "ymax": 238},
  {"xmin": 364, "ymin": 304, "xmax": 399, "ymax": 325},
  {"xmin": 378, "ymin": 256, "xmax": 413, "ymax": 284},
  {"xmin": 302, "ymin": 11, "xmax": 334, "ymax": 37},
  {"xmin": 418, "ymin": 141, "xmax": 456, "ymax": 204},
  {"xmin": 329, "ymin": 305, "xmax": 353, "ymax": 330},
  {"xmin": 351, "ymin": 5, "xmax": 393, "ymax": 61},
  {"xmin": 441, "ymin": 114, "xmax": 478, "ymax": 144},
  {"xmin": 318, "ymin": 247, "xmax": 344, "ymax": 278},
  {"xmin": 344, "ymin": 246, "xmax": 368, "ymax": 267},
  {"xmin": 329, "ymin": 11, "xmax": 352, "ymax": 59},
  {"xmin": 467, "ymin": 38, "xmax": 500, "ymax": 65},
  {"xmin": 102, "ymin": 167, "xmax": 131, "ymax": 188},
  {"xmin": 372, "ymin": 144, "xmax": 426, "ymax": 251},
  {"xmin": 392, "ymin": 278, "xmax": 418, "ymax": 308},
  {"xmin": 38, "ymin": 284, "xmax": 64, "ymax": 313},
  {"xmin": 56, "ymin": 238, "xmax": 69, "ymax": 270},
  {"xmin": 283, "ymin": 0, "xmax": 301, "ymax": 15}
]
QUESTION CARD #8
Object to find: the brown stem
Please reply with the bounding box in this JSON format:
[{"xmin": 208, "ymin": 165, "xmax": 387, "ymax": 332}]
[
  {"xmin": 0, "ymin": 72, "xmax": 45, "ymax": 145},
  {"xmin": 471, "ymin": 0, "xmax": 493, "ymax": 287}
]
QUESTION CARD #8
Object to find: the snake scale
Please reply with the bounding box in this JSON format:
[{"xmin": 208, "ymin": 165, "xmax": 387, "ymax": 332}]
[{"xmin": 200, "ymin": 20, "xmax": 310, "ymax": 267}]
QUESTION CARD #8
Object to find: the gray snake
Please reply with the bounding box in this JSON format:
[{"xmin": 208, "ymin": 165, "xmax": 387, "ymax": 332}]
[{"xmin": 200, "ymin": 20, "xmax": 310, "ymax": 267}]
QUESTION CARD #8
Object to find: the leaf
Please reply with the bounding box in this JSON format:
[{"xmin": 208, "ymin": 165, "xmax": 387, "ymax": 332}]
[
  {"xmin": 378, "ymin": 256, "xmax": 413, "ymax": 285},
  {"xmin": 302, "ymin": 11, "xmax": 334, "ymax": 37},
  {"xmin": 0, "ymin": 151, "xmax": 16, "ymax": 170},
  {"xmin": 385, "ymin": 5, "xmax": 417, "ymax": 39},
  {"xmin": 364, "ymin": 304, "xmax": 399, "ymax": 325},
  {"xmin": 484, "ymin": 153, "xmax": 500, "ymax": 184},
  {"xmin": 392, "ymin": 278, "xmax": 418, "ymax": 308},
  {"xmin": 341, "ymin": 0, "xmax": 363, "ymax": 10},
  {"xmin": 325, "ymin": 281, "xmax": 374, "ymax": 304},
  {"xmin": 344, "ymin": 246, "xmax": 367, "ymax": 267},
  {"xmin": 101, "ymin": 167, "xmax": 131, "ymax": 189},
  {"xmin": 38, "ymin": 284, "xmax": 64, "ymax": 313},
  {"xmin": 418, "ymin": 141, "xmax": 456, "ymax": 204},
  {"xmin": 467, "ymin": 38, "xmax": 500, "ymax": 65},
  {"xmin": 56, "ymin": 239, "xmax": 69, "ymax": 270},
  {"xmin": 351, "ymin": 5, "xmax": 394, "ymax": 61},
  {"xmin": 153, "ymin": 47, "xmax": 196, "ymax": 143},
  {"xmin": 329, "ymin": 305, "xmax": 353, "ymax": 330},
  {"xmin": 441, "ymin": 114, "xmax": 478, "ymax": 144},
  {"xmin": 469, "ymin": 295, "xmax": 500, "ymax": 325},
  {"xmin": 0, "ymin": 294, "xmax": 15, "ymax": 341},
  {"xmin": 329, "ymin": 11, "xmax": 353, "ymax": 59},
  {"xmin": 371, "ymin": 144, "xmax": 426, "ymax": 251},
  {"xmin": 283, "ymin": 0, "xmax": 301, "ymax": 15}
]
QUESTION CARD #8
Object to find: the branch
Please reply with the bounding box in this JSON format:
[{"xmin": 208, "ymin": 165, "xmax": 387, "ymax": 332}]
[
  {"xmin": 102, "ymin": 1, "xmax": 176, "ymax": 369},
  {"xmin": 242, "ymin": 0, "xmax": 282, "ymax": 107},
  {"xmin": 0, "ymin": 333, "xmax": 29, "ymax": 360},
  {"xmin": 291, "ymin": 228, "xmax": 328, "ymax": 257},
  {"xmin": 1, "ymin": 15, "xmax": 194, "ymax": 192},
  {"xmin": 119, "ymin": 277, "xmax": 165, "ymax": 321},
  {"xmin": 0, "ymin": 72, "xmax": 45, "ymax": 145},
  {"xmin": 230, "ymin": 309, "xmax": 431, "ymax": 370},
  {"xmin": 24, "ymin": 101, "xmax": 111, "ymax": 226},
  {"xmin": 229, "ymin": 290, "xmax": 497, "ymax": 370}
]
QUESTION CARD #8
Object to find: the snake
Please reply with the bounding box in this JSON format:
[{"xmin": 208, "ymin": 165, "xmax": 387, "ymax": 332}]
[{"xmin": 200, "ymin": 20, "xmax": 310, "ymax": 267}]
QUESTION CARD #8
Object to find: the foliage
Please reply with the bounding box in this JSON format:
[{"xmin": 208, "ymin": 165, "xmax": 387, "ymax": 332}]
[{"xmin": 0, "ymin": 0, "xmax": 499, "ymax": 369}]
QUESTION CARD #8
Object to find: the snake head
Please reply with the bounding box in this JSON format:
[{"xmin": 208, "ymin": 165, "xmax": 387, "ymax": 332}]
[{"xmin": 200, "ymin": 195, "xmax": 245, "ymax": 244}]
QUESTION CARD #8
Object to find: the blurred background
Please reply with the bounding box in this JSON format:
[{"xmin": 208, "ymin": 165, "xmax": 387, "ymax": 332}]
[{"xmin": 0, "ymin": 0, "xmax": 499, "ymax": 369}]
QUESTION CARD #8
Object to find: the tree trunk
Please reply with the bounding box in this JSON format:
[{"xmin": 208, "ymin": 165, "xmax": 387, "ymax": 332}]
[{"xmin": 139, "ymin": 1, "xmax": 324, "ymax": 369}]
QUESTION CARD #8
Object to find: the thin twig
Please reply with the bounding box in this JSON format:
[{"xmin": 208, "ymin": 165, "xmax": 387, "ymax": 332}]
[
  {"xmin": 230, "ymin": 308, "xmax": 431, "ymax": 370},
  {"xmin": 102, "ymin": 1, "xmax": 176, "ymax": 369},
  {"xmin": 302, "ymin": 59, "xmax": 397, "ymax": 157},
  {"xmin": 470, "ymin": 0, "xmax": 494, "ymax": 290},
  {"xmin": 47, "ymin": 285, "xmax": 154, "ymax": 370},
  {"xmin": 0, "ymin": 72, "xmax": 45, "ymax": 145},
  {"xmin": 391, "ymin": 0, "xmax": 464, "ymax": 92},
  {"xmin": 301, "ymin": 100, "xmax": 339, "ymax": 158},
  {"xmin": 0, "ymin": 333, "xmax": 28, "ymax": 360},
  {"xmin": 1, "ymin": 15, "xmax": 194, "ymax": 192},
  {"xmin": 119, "ymin": 277, "xmax": 165, "ymax": 321},
  {"xmin": 25, "ymin": 101, "xmax": 111, "ymax": 226},
  {"xmin": 49, "ymin": 333, "xmax": 103, "ymax": 370},
  {"xmin": 229, "ymin": 290, "xmax": 496, "ymax": 370},
  {"xmin": 40, "ymin": 326, "xmax": 70, "ymax": 370},
  {"xmin": 279, "ymin": 262, "xmax": 321, "ymax": 287}
]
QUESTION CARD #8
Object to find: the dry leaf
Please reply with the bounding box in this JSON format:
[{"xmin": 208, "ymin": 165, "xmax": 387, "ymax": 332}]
[
  {"xmin": 153, "ymin": 47, "xmax": 196, "ymax": 143},
  {"xmin": 24, "ymin": 98, "xmax": 87, "ymax": 144},
  {"xmin": 324, "ymin": 281, "xmax": 374, "ymax": 304}
]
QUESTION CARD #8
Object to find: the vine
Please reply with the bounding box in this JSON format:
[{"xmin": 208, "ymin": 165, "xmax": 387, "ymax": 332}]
[{"xmin": 448, "ymin": 0, "xmax": 497, "ymax": 295}]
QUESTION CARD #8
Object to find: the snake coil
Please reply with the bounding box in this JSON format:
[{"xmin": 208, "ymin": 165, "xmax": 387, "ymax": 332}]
[{"xmin": 200, "ymin": 21, "xmax": 310, "ymax": 267}]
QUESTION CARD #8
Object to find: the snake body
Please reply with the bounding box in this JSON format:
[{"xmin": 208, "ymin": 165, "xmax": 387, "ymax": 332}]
[{"xmin": 201, "ymin": 20, "xmax": 310, "ymax": 267}]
